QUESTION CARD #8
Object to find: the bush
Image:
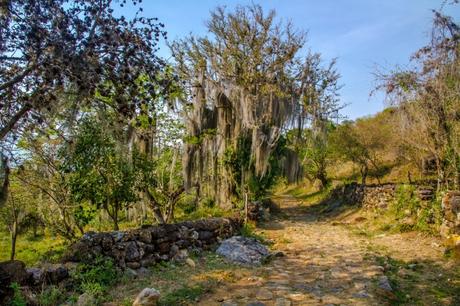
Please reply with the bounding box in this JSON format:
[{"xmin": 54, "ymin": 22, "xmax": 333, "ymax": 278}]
[
  {"xmin": 37, "ymin": 285, "xmax": 63, "ymax": 306},
  {"xmin": 392, "ymin": 184, "xmax": 420, "ymax": 217},
  {"xmin": 9, "ymin": 282, "xmax": 26, "ymax": 306},
  {"xmin": 390, "ymin": 184, "xmax": 442, "ymax": 234},
  {"xmin": 71, "ymin": 256, "xmax": 118, "ymax": 297}
]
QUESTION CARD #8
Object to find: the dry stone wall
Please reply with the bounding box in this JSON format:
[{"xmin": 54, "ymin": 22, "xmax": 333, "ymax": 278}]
[
  {"xmin": 330, "ymin": 182, "xmax": 435, "ymax": 210},
  {"xmin": 440, "ymin": 191, "xmax": 460, "ymax": 237},
  {"xmin": 64, "ymin": 217, "xmax": 242, "ymax": 269}
]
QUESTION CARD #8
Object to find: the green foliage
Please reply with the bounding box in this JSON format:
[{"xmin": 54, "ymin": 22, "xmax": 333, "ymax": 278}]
[
  {"xmin": 392, "ymin": 185, "xmax": 419, "ymax": 217},
  {"xmin": 62, "ymin": 117, "xmax": 138, "ymax": 229},
  {"xmin": 180, "ymin": 206, "xmax": 229, "ymax": 221},
  {"xmin": 9, "ymin": 282, "xmax": 26, "ymax": 306},
  {"xmin": 390, "ymin": 185, "xmax": 442, "ymax": 234},
  {"xmin": 0, "ymin": 231, "xmax": 67, "ymax": 264},
  {"xmin": 37, "ymin": 286, "xmax": 63, "ymax": 306},
  {"xmin": 223, "ymin": 134, "xmax": 286, "ymax": 201},
  {"xmin": 183, "ymin": 129, "xmax": 217, "ymax": 145},
  {"xmin": 71, "ymin": 256, "xmax": 118, "ymax": 297},
  {"xmin": 159, "ymin": 284, "xmax": 205, "ymax": 305},
  {"xmin": 239, "ymin": 223, "xmax": 272, "ymax": 246}
]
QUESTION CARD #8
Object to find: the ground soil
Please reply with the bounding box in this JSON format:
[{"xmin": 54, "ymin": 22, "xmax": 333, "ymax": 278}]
[{"xmin": 197, "ymin": 194, "xmax": 460, "ymax": 306}]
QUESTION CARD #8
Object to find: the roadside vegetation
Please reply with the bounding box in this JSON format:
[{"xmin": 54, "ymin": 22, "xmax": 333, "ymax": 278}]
[{"xmin": 0, "ymin": 0, "xmax": 458, "ymax": 305}]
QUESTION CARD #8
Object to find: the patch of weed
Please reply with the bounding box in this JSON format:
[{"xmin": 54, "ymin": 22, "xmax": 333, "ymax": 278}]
[
  {"xmin": 37, "ymin": 285, "xmax": 63, "ymax": 306},
  {"xmin": 71, "ymin": 255, "xmax": 118, "ymax": 298},
  {"xmin": 9, "ymin": 282, "xmax": 26, "ymax": 306}
]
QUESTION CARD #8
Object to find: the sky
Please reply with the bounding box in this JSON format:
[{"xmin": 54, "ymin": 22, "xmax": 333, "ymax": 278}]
[{"xmin": 119, "ymin": 0, "xmax": 459, "ymax": 120}]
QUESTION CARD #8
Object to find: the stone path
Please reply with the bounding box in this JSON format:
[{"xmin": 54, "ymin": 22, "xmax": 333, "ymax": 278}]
[{"xmin": 199, "ymin": 195, "xmax": 390, "ymax": 306}]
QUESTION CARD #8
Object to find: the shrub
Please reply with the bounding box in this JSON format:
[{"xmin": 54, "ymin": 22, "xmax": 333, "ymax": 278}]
[
  {"xmin": 37, "ymin": 285, "xmax": 63, "ymax": 306},
  {"xmin": 9, "ymin": 282, "xmax": 26, "ymax": 306},
  {"xmin": 71, "ymin": 256, "xmax": 118, "ymax": 297},
  {"xmin": 390, "ymin": 184, "xmax": 442, "ymax": 234}
]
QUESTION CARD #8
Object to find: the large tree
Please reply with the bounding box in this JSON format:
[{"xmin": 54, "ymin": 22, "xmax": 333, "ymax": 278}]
[
  {"xmin": 171, "ymin": 5, "xmax": 306, "ymax": 208},
  {"xmin": 376, "ymin": 8, "xmax": 460, "ymax": 190},
  {"xmin": 0, "ymin": 0, "xmax": 172, "ymax": 208}
]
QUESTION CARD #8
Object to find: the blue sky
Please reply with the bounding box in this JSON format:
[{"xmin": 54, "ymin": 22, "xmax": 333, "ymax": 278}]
[{"xmin": 119, "ymin": 0, "xmax": 459, "ymax": 120}]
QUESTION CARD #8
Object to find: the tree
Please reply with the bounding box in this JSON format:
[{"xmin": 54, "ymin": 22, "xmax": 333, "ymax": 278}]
[
  {"xmin": 375, "ymin": 8, "xmax": 460, "ymax": 190},
  {"xmin": 330, "ymin": 121, "xmax": 384, "ymax": 184},
  {"xmin": 63, "ymin": 118, "xmax": 138, "ymax": 231},
  {"xmin": 0, "ymin": 0, "xmax": 173, "ymax": 209},
  {"xmin": 0, "ymin": 154, "xmax": 9, "ymax": 208},
  {"xmin": 289, "ymin": 53, "xmax": 342, "ymax": 188},
  {"xmin": 0, "ymin": 176, "xmax": 38, "ymax": 260},
  {"xmin": 171, "ymin": 5, "xmax": 338, "ymax": 207}
]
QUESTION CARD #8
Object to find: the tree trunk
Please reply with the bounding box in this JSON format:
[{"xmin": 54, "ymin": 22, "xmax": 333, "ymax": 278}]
[
  {"xmin": 113, "ymin": 204, "xmax": 119, "ymax": 231},
  {"xmin": 10, "ymin": 219, "xmax": 17, "ymax": 261},
  {"xmin": 317, "ymin": 168, "xmax": 328, "ymax": 189},
  {"xmin": 0, "ymin": 156, "xmax": 10, "ymax": 209},
  {"xmin": 144, "ymin": 188, "xmax": 165, "ymax": 224},
  {"xmin": 165, "ymin": 186, "xmax": 185, "ymax": 223},
  {"xmin": 360, "ymin": 165, "xmax": 368, "ymax": 185}
]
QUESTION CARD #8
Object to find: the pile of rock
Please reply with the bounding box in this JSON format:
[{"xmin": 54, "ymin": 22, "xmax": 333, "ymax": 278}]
[
  {"xmin": 440, "ymin": 191, "xmax": 460, "ymax": 237},
  {"xmin": 327, "ymin": 183, "xmax": 396, "ymax": 210},
  {"xmin": 0, "ymin": 261, "xmax": 71, "ymax": 304},
  {"xmin": 327, "ymin": 183, "xmax": 437, "ymax": 211},
  {"xmin": 417, "ymin": 186, "xmax": 435, "ymax": 201},
  {"xmin": 64, "ymin": 217, "xmax": 242, "ymax": 269},
  {"xmin": 247, "ymin": 201, "xmax": 271, "ymax": 222}
]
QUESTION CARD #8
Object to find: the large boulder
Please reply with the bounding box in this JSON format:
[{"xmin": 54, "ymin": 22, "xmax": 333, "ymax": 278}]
[
  {"xmin": 216, "ymin": 236, "xmax": 270, "ymax": 265},
  {"xmin": 0, "ymin": 260, "xmax": 29, "ymax": 284},
  {"xmin": 0, "ymin": 260, "xmax": 29, "ymax": 303}
]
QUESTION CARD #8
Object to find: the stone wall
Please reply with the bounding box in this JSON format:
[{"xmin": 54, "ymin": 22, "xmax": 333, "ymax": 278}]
[
  {"xmin": 329, "ymin": 182, "xmax": 435, "ymax": 210},
  {"xmin": 440, "ymin": 191, "xmax": 460, "ymax": 237},
  {"xmin": 64, "ymin": 217, "xmax": 243, "ymax": 269}
]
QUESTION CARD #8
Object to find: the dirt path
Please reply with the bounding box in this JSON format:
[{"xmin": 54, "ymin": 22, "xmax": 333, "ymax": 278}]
[{"xmin": 198, "ymin": 194, "xmax": 459, "ymax": 306}]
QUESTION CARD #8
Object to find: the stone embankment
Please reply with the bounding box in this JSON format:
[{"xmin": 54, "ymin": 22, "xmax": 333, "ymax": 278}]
[
  {"xmin": 64, "ymin": 217, "xmax": 242, "ymax": 269},
  {"xmin": 328, "ymin": 182, "xmax": 435, "ymax": 210},
  {"xmin": 0, "ymin": 217, "xmax": 242, "ymax": 303}
]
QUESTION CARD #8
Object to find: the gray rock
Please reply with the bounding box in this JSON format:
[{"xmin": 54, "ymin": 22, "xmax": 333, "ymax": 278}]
[
  {"xmin": 216, "ymin": 236, "xmax": 270, "ymax": 265},
  {"xmin": 77, "ymin": 293, "xmax": 96, "ymax": 306},
  {"xmin": 27, "ymin": 267, "xmax": 43, "ymax": 285},
  {"xmin": 124, "ymin": 268, "xmax": 138, "ymax": 278},
  {"xmin": 0, "ymin": 260, "xmax": 29, "ymax": 284},
  {"xmin": 255, "ymin": 288, "xmax": 273, "ymax": 300},
  {"xmin": 353, "ymin": 290, "xmax": 370, "ymax": 298},
  {"xmin": 45, "ymin": 264, "xmax": 69, "ymax": 283},
  {"xmin": 275, "ymin": 297, "xmax": 292, "ymax": 306},
  {"xmin": 124, "ymin": 241, "xmax": 144, "ymax": 262},
  {"xmin": 378, "ymin": 275, "xmax": 393, "ymax": 292},
  {"xmin": 132, "ymin": 287, "xmax": 160, "ymax": 306},
  {"xmin": 172, "ymin": 249, "xmax": 189, "ymax": 262}
]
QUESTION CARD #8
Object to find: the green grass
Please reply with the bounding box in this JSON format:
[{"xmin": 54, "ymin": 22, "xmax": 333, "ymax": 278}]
[
  {"xmin": 369, "ymin": 253, "xmax": 460, "ymax": 305},
  {"xmin": 108, "ymin": 251, "xmax": 245, "ymax": 305},
  {"xmin": 159, "ymin": 283, "xmax": 209, "ymax": 305},
  {"xmin": 0, "ymin": 232, "xmax": 67, "ymax": 265},
  {"xmin": 282, "ymin": 183, "xmax": 332, "ymax": 205}
]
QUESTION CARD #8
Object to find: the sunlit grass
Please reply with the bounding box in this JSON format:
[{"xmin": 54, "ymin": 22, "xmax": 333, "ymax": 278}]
[{"xmin": 0, "ymin": 231, "xmax": 67, "ymax": 265}]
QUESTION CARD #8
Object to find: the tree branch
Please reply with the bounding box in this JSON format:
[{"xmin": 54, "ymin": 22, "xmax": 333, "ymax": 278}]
[{"xmin": 0, "ymin": 103, "xmax": 32, "ymax": 140}]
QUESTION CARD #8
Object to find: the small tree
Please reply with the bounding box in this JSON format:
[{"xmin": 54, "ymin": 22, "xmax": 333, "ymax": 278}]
[
  {"xmin": 63, "ymin": 118, "xmax": 138, "ymax": 230},
  {"xmin": 330, "ymin": 122, "xmax": 383, "ymax": 184},
  {"xmin": 375, "ymin": 8, "xmax": 460, "ymax": 190},
  {"xmin": 0, "ymin": 177, "xmax": 36, "ymax": 260}
]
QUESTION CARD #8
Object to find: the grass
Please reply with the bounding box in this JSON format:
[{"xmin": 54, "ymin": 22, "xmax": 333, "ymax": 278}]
[
  {"xmin": 281, "ymin": 182, "xmax": 333, "ymax": 207},
  {"xmin": 108, "ymin": 251, "xmax": 249, "ymax": 305},
  {"xmin": 370, "ymin": 254, "xmax": 460, "ymax": 305},
  {"xmin": 0, "ymin": 231, "xmax": 67, "ymax": 265}
]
